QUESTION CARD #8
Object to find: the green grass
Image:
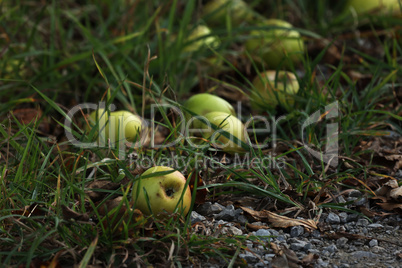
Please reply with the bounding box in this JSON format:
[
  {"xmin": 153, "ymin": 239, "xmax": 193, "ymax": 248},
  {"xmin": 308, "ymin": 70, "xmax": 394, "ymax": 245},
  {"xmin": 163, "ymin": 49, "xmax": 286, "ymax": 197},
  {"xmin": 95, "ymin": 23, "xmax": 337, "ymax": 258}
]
[{"xmin": 1, "ymin": 0, "xmax": 401, "ymax": 266}]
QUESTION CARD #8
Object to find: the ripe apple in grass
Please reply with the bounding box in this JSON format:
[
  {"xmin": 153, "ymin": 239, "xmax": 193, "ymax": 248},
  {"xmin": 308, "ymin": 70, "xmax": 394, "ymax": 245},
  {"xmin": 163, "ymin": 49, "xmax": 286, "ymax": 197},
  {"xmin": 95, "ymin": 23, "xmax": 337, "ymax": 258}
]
[
  {"xmin": 343, "ymin": 0, "xmax": 401, "ymax": 15},
  {"xmin": 202, "ymin": 0, "xmax": 254, "ymax": 27},
  {"xmin": 245, "ymin": 19, "xmax": 305, "ymax": 69},
  {"xmin": 250, "ymin": 70, "xmax": 300, "ymax": 111},
  {"xmin": 183, "ymin": 93, "xmax": 236, "ymax": 121},
  {"xmin": 182, "ymin": 25, "xmax": 224, "ymax": 73},
  {"xmin": 132, "ymin": 166, "xmax": 192, "ymax": 218},
  {"xmin": 87, "ymin": 109, "xmax": 144, "ymax": 144},
  {"xmin": 193, "ymin": 111, "xmax": 247, "ymax": 153}
]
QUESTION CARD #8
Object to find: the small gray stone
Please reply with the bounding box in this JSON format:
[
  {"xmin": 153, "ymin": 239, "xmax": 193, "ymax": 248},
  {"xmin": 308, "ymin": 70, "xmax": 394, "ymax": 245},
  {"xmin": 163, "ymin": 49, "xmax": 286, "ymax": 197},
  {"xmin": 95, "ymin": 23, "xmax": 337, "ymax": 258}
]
[
  {"xmin": 214, "ymin": 209, "xmax": 236, "ymax": 221},
  {"xmin": 351, "ymin": 251, "xmax": 378, "ymax": 259},
  {"xmin": 357, "ymin": 218, "xmax": 369, "ymax": 226},
  {"xmin": 268, "ymin": 229, "xmax": 280, "ymax": 237},
  {"xmin": 354, "ymin": 197, "xmax": 368, "ymax": 206},
  {"xmin": 308, "ymin": 249, "xmax": 320, "ymax": 254},
  {"xmin": 311, "ymin": 230, "xmax": 321, "ymax": 238},
  {"xmin": 368, "ymin": 223, "xmax": 384, "ymax": 228},
  {"xmin": 290, "ymin": 241, "xmax": 307, "ymax": 251},
  {"xmin": 197, "ymin": 202, "xmax": 224, "ymax": 215},
  {"xmin": 236, "ymin": 214, "xmax": 248, "ymax": 225},
  {"xmin": 372, "ymin": 246, "xmax": 385, "ymax": 253},
  {"xmin": 339, "ymin": 212, "xmax": 348, "ymax": 223},
  {"xmin": 340, "ymin": 265, "xmax": 350, "ymax": 268},
  {"xmin": 229, "ymin": 226, "xmax": 243, "ymax": 236},
  {"xmin": 346, "ymin": 213, "xmax": 359, "ymax": 222},
  {"xmin": 290, "ymin": 225, "xmax": 304, "ymax": 237},
  {"xmin": 348, "ymin": 189, "xmax": 363, "ymax": 198},
  {"xmin": 369, "ymin": 239, "xmax": 378, "ymax": 247},
  {"xmin": 327, "ymin": 212, "xmax": 341, "ymax": 224},
  {"xmin": 324, "ymin": 244, "xmax": 338, "ymax": 253},
  {"xmin": 255, "ymin": 229, "xmax": 272, "ymax": 242},
  {"xmin": 239, "ymin": 251, "xmax": 258, "ymax": 263},
  {"xmin": 337, "ymin": 195, "xmax": 347, "ymax": 203},
  {"xmin": 190, "ymin": 211, "xmax": 206, "ymax": 224},
  {"xmin": 275, "ymin": 235, "xmax": 286, "ymax": 242},
  {"xmin": 336, "ymin": 237, "xmax": 348, "ymax": 247},
  {"xmin": 226, "ymin": 204, "xmax": 235, "ymax": 210},
  {"xmin": 317, "ymin": 258, "xmax": 329, "ymax": 267}
]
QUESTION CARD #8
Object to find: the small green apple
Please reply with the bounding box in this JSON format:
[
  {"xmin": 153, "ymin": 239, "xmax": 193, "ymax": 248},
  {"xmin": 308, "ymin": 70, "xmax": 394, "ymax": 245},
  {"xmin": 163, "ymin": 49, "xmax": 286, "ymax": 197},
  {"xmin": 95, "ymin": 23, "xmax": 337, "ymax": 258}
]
[
  {"xmin": 193, "ymin": 111, "xmax": 247, "ymax": 153},
  {"xmin": 183, "ymin": 25, "xmax": 220, "ymax": 53},
  {"xmin": 250, "ymin": 70, "xmax": 300, "ymax": 111},
  {"xmin": 344, "ymin": 0, "xmax": 401, "ymax": 15},
  {"xmin": 132, "ymin": 166, "xmax": 192, "ymax": 217},
  {"xmin": 87, "ymin": 109, "xmax": 144, "ymax": 143},
  {"xmin": 184, "ymin": 93, "xmax": 236, "ymax": 121},
  {"xmin": 202, "ymin": 0, "xmax": 254, "ymax": 26},
  {"xmin": 245, "ymin": 19, "xmax": 305, "ymax": 69}
]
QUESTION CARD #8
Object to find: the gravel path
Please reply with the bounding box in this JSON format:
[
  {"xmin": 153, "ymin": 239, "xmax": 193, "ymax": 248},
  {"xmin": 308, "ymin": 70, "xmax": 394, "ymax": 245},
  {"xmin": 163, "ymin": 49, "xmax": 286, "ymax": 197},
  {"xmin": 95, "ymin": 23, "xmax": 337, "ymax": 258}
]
[{"xmin": 190, "ymin": 201, "xmax": 402, "ymax": 268}]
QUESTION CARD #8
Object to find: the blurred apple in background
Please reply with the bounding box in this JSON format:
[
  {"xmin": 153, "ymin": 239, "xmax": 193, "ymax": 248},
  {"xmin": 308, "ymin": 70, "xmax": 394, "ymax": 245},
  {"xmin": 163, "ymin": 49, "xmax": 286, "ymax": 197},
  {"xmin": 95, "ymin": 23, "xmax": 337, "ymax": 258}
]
[
  {"xmin": 202, "ymin": 0, "xmax": 254, "ymax": 27},
  {"xmin": 344, "ymin": 0, "xmax": 401, "ymax": 15},
  {"xmin": 245, "ymin": 19, "xmax": 305, "ymax": 69},
  {"xmin": 250, "ymin": 70, "xmax": 300, "ymax": 111},
  {"xmin": 183, "ymin": 24, "xmax": 220, "ymax": 52},
  {"xmin": 132, "ymin": 166, "xmax": 192, "ymax": 218}
]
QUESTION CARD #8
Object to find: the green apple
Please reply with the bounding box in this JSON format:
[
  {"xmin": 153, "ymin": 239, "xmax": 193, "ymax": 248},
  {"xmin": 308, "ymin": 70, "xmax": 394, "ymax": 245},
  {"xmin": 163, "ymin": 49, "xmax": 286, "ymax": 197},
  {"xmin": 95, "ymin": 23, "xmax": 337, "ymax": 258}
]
[
  {"xmin": 344, "ymin": 0, "xmax": 401, "ymax": 15},
  {"xmin": 132, "ymin": 166, "xmax": 192, "ymax": 217},
  {"xmin": 245, "ymin": 19, "xmax": 305, "ymax": 69},
  {"xmin": 183, "ymin": 25, "xmax": 220, "ymax": 53},
  {"xmin": 87, "ymin": 109, "xmax": 144, "ymax": 143},
  {"xmin": 184, "ymin": 93, "xmax": 236, "ymax": 121},
  {"xmin": 193, "ymin": 111, "xmax": 247, "ymax": 153},
  {"xmin": 202, "ymin": 0, "xmax": 254, "ymax": 26},
  {"xmin": 250, "ymin": 70, "xmax": 300, "ymax": 111}
]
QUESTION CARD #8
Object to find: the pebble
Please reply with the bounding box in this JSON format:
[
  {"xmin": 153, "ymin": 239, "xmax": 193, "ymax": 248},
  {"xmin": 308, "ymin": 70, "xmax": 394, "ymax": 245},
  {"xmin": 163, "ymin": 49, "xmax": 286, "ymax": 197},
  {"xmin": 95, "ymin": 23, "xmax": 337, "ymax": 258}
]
[
  {"xmin": 339, "ymin": 212, "xmax": 348, "ymax": 223},
  {"xmin": 190, "ymin": 211, "xmax": 206, "ymax": 224},
  {"xmin": 214, "ymin": 208, "xmax": 236, "ymax": 221},
  {"xmin": 290, "ymin": 241, "xmax": 307, "ymax": 251},
  {"xmin": 327, "ymin": 212, "xmax": 341, "ymax": 224},
  {"xmin": 369, "ymin": 239, "xmax": 378, "ymax": 247},
  {"xmin": 368, "ymin": 223, "xmax": 384, "ymax": 228},
  {"xmin": 290, "ymin": 225, "xmax": 304, "ymax": 237},
  {"xmin": 196, "ymin": 202, "xmax": 224, "ymax": 215},
  {"xmin": 336, "ymin": 237, "xmax": 348, "ymax": 248},
  {"xmin": 229, "ymin": 226, "xmax": 243, "ymax": 236},
  {"xmin": 351, "ymin": 251, "xmax": 378, "ymax": 259},
  {"xmin": 356, "ymin": 218, "xmax": 369, "ymax": 226},
  {"xmin": 316, "ymin": 258, "xmax": 329, "ymax": 267},
  {"xmin": 255, "ymin": 229, "xmax": 271, "ymax": 242},
  {"xmin": 323, "ymin": 244, "xmax": 338, "ymax": 253},
  {"xmin": 239, "ymin": 251, "xmax": 258, "ymax": 263}
]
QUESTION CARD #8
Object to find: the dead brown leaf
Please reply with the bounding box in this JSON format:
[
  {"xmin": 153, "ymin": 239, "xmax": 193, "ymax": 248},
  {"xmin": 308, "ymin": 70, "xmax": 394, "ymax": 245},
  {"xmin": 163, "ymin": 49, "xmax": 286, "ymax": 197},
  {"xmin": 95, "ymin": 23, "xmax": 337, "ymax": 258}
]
[
  {"xmin": 390, "ymin": 186, "xmax": 402, "ymax": 201},
  {"xmin": 241, "ymin": 207, "xmax": 317, "ymax": 230},
  {"xmin": 61, "ymin": 205, "xmax": 90, "ymax": 221}
]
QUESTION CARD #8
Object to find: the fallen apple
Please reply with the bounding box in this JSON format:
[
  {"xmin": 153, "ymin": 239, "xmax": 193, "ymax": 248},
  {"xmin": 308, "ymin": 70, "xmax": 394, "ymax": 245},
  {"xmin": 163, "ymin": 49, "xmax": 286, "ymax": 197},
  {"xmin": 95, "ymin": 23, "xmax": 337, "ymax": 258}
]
[
  {"xmin": 184, "ymin": 93, "xmax": 236, "ymax": 121},
  {"xmin": 183, "ymin": 24, "xmax": 220, "ymax": 53},
  {"xmin": 343, "ymin": 0, "xmax": 401, "ymax": 15},
  {"xmin": 87, "ymin": 109, "xmax": 144, "ymax": 143},
  {"xmin": 250, "ymin": 70, "xmax": 300, "ymax": 111},
  {"xmin": 245, "ymin": 19, "xmax": 305, "ymax": 69},
  {"xmin": 202, "ymin": 0, "xmax": 254, "ymax": 27},
  {"xmin": 193, "ymin": 111, "xmax": 247, "ymax": 153},
  {"xmin": 132, "ymin": 166, "xmax": 192, "ymax": 217}
]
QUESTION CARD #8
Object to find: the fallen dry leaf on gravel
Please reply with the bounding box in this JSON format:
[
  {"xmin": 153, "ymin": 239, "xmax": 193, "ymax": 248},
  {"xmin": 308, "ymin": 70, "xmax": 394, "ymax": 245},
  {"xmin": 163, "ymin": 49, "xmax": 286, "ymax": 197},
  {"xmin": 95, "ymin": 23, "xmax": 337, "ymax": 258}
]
[{"xmin": 241, "ymin": 207, "xmax": 317, "ymax": 230}]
